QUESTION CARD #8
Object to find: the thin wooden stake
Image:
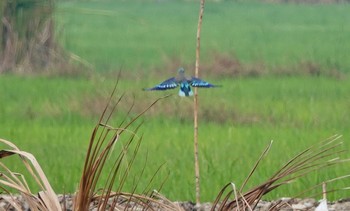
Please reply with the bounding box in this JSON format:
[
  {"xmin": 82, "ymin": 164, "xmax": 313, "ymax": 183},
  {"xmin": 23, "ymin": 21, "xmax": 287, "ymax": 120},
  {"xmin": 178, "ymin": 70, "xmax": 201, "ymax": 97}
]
[
  {"xmin": 194, "ymin": 0, "xmax": 205, "ymax": 206},
  {"xmin": 322, "ymin": 182, "xmax": 327, "ymax": 200}
]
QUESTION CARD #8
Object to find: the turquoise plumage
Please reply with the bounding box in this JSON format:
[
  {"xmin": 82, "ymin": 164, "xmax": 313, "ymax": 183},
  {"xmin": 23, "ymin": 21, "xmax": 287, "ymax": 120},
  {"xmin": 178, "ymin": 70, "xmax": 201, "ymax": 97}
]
[{"xmin": 143, "ymin": 67, "xmax": 219, "ymax": 97}]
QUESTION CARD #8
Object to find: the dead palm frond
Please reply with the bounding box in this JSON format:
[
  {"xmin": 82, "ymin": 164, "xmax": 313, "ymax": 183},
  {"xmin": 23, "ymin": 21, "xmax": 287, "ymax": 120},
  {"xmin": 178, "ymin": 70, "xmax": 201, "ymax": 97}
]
[
  {"xmin": 0, "ymin": 139, "xmax": 61, "ymax": 211},
  {"xmin": 212, "ymin": 135, "xmax": 349, "ymax": 211}
]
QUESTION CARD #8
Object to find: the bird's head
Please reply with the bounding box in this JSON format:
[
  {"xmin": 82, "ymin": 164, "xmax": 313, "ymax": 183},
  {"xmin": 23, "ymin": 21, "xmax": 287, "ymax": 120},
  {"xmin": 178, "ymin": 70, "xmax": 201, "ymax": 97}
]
[
  {"xmin": 177, "ymin": 67, "xmax": 185, "ymax": 76},
  {"xmin": 178, "ymin": 67, "xmax": 185, "ymax": 73}
]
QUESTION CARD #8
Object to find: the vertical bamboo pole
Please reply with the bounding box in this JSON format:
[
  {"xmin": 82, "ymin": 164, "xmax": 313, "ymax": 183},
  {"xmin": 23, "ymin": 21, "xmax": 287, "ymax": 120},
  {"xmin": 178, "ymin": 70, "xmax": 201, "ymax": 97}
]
[{"xmin": 194, "ymin": 0, "xmax": 205, "ymax": 206}]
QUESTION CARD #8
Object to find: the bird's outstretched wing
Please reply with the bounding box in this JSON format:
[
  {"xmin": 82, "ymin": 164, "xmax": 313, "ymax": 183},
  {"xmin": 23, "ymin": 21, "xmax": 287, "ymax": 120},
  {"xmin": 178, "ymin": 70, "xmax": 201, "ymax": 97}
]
[
  {"xmin": 143, "ymin": 77, "xmax": 178, "ymax": 91},
  {"xmin": 190, "ymin": 77, "xmax": 219, "ymax": 88}
]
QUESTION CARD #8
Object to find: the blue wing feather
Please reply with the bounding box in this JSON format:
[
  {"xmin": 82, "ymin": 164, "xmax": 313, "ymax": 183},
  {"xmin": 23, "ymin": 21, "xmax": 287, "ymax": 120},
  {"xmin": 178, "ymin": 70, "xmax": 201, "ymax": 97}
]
[
  {"xmin": 143, "ymin": 77, "xmax": 179, "ymax": 91},
  {"xmin": 190, "ymin": 77, "xmax": 218, "ymax": 88}
]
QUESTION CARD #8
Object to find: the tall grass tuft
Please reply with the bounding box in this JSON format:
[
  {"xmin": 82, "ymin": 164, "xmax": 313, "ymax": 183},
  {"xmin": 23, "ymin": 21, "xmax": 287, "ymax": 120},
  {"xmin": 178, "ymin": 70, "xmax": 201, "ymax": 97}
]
[
  {"xmin": 212, "ymin": 135, "xmax": 349, "ymax": 211},
  {"xmin": 73, "ymin": 76, "xmax": 176, "ymax": 210}
]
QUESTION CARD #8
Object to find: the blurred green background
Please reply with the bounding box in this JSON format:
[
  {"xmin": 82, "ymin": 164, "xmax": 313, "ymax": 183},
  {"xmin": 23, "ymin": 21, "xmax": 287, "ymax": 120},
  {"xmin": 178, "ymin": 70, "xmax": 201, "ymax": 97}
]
[{"xmin": 1, "ymin": 0, "xmax": 349, "ymax": 202}]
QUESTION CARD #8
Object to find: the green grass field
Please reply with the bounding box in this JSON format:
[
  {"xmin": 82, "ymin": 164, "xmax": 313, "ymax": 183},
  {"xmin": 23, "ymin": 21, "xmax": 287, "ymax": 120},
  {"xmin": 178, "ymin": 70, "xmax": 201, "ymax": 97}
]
[
  {"xmin": 56, "ymin": 1, "xmax": 350, "ymax": 73},
  {"xmin": 1, "ymin": 0, "xmax": 350, "ymax": 202}
]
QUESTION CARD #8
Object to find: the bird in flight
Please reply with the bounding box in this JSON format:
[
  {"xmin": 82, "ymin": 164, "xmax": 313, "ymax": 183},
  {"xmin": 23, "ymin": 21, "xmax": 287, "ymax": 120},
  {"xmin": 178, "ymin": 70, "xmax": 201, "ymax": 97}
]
[{"xmin": 143, "ymin": 67, "xmax": 219, "ymax": 97}]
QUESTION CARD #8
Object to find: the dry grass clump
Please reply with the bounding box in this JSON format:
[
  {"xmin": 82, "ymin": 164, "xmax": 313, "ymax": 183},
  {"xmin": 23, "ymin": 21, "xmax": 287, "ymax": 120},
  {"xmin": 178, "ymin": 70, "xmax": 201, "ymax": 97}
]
[
  {"xmin": 212, "ymin": 135, "xmax": 349, "ymax": 211},
  {"xmin": 73, "ymin": 79, "xmax": 173, "ymax": 211}
]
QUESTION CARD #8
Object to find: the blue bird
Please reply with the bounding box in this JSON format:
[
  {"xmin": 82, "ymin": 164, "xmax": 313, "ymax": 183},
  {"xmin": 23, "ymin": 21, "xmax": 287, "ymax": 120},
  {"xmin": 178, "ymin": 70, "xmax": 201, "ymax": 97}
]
[{"xmin": 143, "ymin": 67, "xmax": 219, "ymax": 97}]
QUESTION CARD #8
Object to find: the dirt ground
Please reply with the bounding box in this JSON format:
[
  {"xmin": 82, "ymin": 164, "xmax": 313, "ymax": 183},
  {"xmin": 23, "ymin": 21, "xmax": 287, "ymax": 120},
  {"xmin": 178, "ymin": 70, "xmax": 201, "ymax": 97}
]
[
  {"xmin": 1, "ymin": 195, "xmax": 350, "ymax": 210},
  {"xmin": 179, "ymin": 198, "xmax": 350, "ymax": 210}
]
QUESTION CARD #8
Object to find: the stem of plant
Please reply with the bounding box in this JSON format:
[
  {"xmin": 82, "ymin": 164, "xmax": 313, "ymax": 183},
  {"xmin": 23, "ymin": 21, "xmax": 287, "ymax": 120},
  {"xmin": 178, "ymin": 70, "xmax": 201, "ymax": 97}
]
[{"xmin": 194, "ymin": 0, "xmax": 205, "ymax": 206}]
